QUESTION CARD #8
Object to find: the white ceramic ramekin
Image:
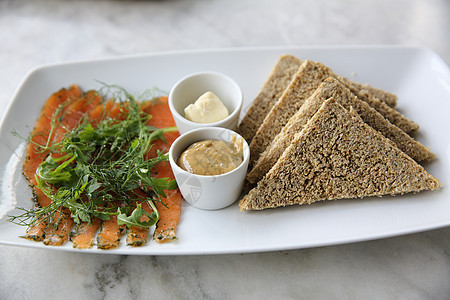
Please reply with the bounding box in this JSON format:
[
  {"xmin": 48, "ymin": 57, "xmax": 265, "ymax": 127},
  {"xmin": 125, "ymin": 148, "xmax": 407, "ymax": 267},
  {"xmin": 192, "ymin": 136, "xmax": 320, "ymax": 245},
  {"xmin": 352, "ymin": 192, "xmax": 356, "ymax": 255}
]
[
  {"xmin": 168, "ymin": 127, "xmax": 249, "ymax": 210},
  {"xmin": 168, "ymin": 72, "xmax": 243, "ymax": 135}
]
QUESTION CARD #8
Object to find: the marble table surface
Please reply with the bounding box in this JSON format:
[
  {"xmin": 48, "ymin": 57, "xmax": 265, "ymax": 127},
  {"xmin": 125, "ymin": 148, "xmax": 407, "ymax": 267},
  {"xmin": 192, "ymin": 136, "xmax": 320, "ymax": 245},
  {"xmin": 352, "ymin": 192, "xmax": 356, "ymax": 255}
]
[{"xmin": 1, "ymin": 0, "xmax": 449, "ymax": 299}]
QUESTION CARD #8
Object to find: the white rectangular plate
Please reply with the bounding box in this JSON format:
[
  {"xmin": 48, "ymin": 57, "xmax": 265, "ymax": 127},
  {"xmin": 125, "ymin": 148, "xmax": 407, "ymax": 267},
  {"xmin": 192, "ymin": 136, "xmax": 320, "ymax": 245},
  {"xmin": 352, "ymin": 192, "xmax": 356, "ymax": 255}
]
[{"xmin": 0, "ymin": 46, "xmax": 449, "ymax": 255}]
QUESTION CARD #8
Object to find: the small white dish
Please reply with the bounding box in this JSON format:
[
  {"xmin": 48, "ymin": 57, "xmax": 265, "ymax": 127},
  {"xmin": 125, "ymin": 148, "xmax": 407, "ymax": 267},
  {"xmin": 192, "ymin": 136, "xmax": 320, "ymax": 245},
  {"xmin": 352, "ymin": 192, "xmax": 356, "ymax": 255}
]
[
  {"xmin": 168, "ymin": 71, "xmax": 243, "ymax": 134},
  {"xmin": 168, "ymin": 127, "xmax": 249, "ymax": 210}
]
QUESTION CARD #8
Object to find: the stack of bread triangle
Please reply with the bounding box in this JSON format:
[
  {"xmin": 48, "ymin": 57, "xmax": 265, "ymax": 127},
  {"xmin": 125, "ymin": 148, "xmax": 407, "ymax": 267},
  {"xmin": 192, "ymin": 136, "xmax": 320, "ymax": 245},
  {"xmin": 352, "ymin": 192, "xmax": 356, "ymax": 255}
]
[
  {"xmin": 244, "ymin": 59, "xmax": 419, "ymax": 168},
  {"xmin": 238, "ymin": 55, "xmax": 440, "ymax": 211}
]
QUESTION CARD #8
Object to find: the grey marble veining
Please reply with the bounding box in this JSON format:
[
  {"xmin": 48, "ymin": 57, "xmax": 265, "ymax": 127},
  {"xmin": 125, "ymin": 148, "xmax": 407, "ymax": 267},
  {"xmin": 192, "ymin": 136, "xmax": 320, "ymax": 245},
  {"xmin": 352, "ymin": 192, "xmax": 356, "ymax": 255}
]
[
  {"xmin": 0, "ymin": 0, "xmax": 449, "ymax": 299},
  {"xmin": 1, "ymin": 228, "xmax": 449, "ymax": 299}
]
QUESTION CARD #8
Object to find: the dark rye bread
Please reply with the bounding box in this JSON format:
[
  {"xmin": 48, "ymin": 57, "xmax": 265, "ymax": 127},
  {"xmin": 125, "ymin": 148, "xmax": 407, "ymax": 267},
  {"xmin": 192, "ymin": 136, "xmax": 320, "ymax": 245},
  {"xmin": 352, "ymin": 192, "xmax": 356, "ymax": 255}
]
[
  {"xmin": 239, "ymin": 99, "xmax": 440, "ymax": 211},
  {"xmin": 237, "ymin": 55, "xmax": 303, "ymax": 142},
  {"xmin": 246, "ymin": 78, "xmax": 434, "ymax": 184},
  {"xmin": 247, "ymin": 60, "xmax": 418, "ymax": 168}
]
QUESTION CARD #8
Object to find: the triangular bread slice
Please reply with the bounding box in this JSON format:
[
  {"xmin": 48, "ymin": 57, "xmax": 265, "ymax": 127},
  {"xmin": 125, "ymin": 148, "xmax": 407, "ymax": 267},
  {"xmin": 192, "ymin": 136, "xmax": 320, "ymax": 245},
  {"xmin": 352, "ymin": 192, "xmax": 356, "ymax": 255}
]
[
  {"xmin": 239, "ymin": 99, "xmax": 439, "ymax": 211},
  {"xmin": 247, "ymin": 60, "xmax": 418, "ymax": 167},
  {"xmin": 238, "ymin": 55, "xmax": 303, "ymax": 142},
  {"xmin": 246, "ymin": 77, "xmax": 434, "ymax": 184}
]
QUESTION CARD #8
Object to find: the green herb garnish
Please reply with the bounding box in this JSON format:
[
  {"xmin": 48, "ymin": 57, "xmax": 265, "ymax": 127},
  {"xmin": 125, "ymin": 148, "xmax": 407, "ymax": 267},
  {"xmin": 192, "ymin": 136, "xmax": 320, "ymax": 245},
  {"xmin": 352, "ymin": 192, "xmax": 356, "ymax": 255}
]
[{"xmin": 9, "ymin": 86, "xmax": 177, "ymax": 229}]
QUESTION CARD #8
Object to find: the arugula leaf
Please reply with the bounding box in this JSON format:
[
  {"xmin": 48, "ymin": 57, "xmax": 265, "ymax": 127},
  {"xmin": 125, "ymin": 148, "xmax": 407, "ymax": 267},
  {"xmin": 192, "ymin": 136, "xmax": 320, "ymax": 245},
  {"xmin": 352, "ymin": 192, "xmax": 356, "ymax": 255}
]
[{"xmin": 117, "ymin": 202, "xmax": 159, "ymax": 228}]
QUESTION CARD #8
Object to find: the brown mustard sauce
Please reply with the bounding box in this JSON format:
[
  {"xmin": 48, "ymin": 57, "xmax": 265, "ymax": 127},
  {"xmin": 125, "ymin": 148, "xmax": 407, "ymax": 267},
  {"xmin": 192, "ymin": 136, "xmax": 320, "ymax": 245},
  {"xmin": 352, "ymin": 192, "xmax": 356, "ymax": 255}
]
[{"xmin": 177, "ymin": 136, "xmax": 243, "ymax": 176}]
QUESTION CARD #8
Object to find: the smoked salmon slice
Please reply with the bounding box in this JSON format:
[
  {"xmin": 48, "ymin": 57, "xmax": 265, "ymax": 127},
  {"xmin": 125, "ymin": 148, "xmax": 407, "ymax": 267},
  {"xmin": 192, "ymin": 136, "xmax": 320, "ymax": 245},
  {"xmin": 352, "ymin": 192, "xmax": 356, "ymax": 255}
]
[
  {"xmin": 21, "ymin": 85, "xmax": 81, "ymax": 241},
  {"xmin": 143, "ymin": 97, "xmax": 182, "ymax": 243},
  {"xmin": 153, "ymin": 188, "xmax": 182, "ymax": 243},
  {"xmin": 23, "ymin": 85, "xmax": 81, "ymax": 197},
  {"xmin": 50, "ymin": 90, "xmax": 103, "ymax": 151},
  {"xmin": 96, "ymin": 215, "xmax": 122, "ymax": 250},
  {"xmin": 40, "ymin": 90, "xmax": 103, "ymax": 245},
  {"xmin": 70, "ymin": 217, "xmax": 102, "ymax": 249},
  {"xmin": 21, "ymin": 215, "xmax": 47, "ymax": 242},
  {"xmin": 42, "ymin": 208, "xmax": 74, "ymax": 246},
  {"xmin": 122, "ymin": 97, "xmax": 182, "ymax": 246},
  {"xmin": 125, "ymin": 200, "xmax": 154, "ymax": 247},
  {"xmin": 142, "ymin": 97, "xmax": 180, "ymax": 156}
]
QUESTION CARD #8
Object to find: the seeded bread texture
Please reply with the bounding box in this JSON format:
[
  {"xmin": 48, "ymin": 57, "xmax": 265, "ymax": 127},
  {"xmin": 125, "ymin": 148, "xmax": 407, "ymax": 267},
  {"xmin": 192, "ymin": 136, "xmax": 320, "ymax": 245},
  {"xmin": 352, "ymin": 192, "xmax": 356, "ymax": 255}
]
[
  {"xmin": 337, "ymin": 75, "xmax": 398, "ymax": 108},
  {"xmin": 247, "ymin": 77, "xmax": 434, "ymax": 184},
  {"xmin": 237, "ymin": 55, "xmax": 303, "ymax": 142},
  {"xmin": 248, "ymin": 60, "xmax": 331, "ymax": 166},
  {"xmin": 247, "ymin": 60, "xmax": 418, "ymax": 169},
  {"xmin": 239, "ymin": 99, "xmax": 440, "ymax": 211},
  {"xmin": 307, "ymin": 61, "xmax": 417, "ymax": 133},
  {"xmin": 362, "ymin": 94, "xmax": 419, "ymax": 133}
]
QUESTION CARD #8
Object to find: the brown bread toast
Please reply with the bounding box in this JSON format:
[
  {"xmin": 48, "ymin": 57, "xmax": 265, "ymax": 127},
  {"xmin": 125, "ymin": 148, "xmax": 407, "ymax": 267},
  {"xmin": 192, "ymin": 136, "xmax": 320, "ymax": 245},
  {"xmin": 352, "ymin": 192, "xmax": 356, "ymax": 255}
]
[
  {"xmin": 247, "ymin": 78, "xmax": 434, "ymax": 184},
  {"xmin": 240, "ymin": 99, "xmax": 439, "ymax": 211},
  {"xmin": 247, "ymin": 60, "xmax": 418, "ymax": 168}
]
